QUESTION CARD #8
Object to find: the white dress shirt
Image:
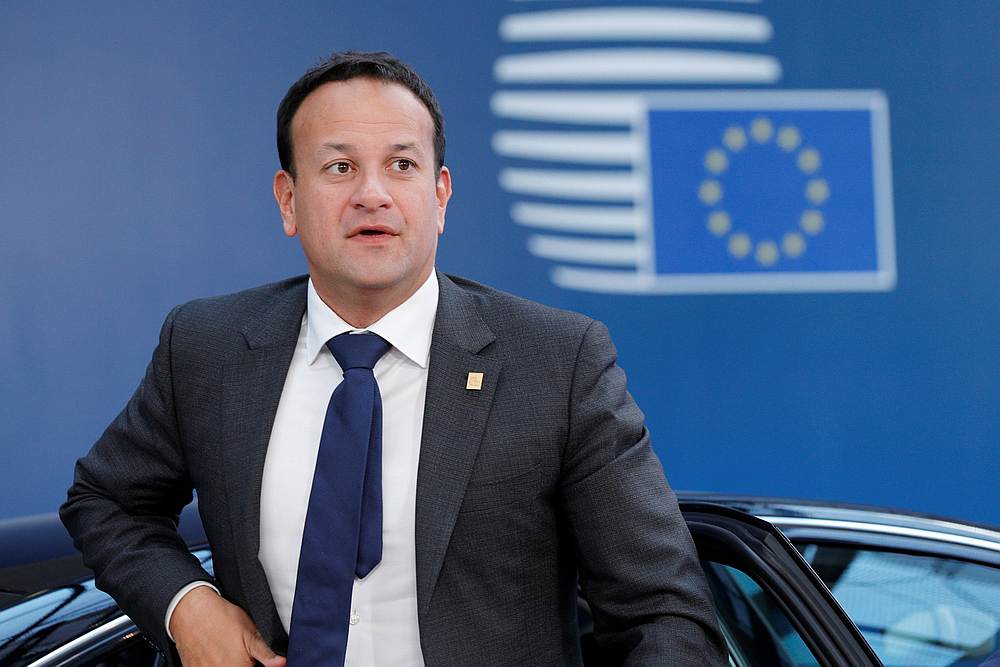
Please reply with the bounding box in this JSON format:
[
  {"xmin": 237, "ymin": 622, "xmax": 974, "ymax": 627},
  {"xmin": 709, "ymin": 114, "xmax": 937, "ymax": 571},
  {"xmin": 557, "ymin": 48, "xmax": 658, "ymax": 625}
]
[{"xmin": 167, "ymin": 271, "xmax": 437, "ymax": 666}]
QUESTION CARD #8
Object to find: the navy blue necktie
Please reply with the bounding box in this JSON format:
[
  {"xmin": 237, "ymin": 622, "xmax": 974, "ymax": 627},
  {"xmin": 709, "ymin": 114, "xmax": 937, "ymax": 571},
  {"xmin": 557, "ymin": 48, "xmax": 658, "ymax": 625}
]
[{"xmin": 287, "ymin": 332, "xmax": 391, "ymax": 666}]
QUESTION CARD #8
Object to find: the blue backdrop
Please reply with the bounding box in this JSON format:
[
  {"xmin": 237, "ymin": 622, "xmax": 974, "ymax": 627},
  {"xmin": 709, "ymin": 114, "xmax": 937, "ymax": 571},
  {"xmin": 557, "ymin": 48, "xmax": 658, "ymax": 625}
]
[{"xmin": 2, "ymin": 1, "xmax": 998, "ymax": 524}]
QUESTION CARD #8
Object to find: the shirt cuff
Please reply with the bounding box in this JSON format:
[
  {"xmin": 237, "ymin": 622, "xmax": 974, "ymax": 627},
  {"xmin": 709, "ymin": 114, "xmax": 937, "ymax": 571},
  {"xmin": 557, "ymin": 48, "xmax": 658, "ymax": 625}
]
[{"xmin": 165, "ymin": 581, "xmax": 221, "ymax": 641}]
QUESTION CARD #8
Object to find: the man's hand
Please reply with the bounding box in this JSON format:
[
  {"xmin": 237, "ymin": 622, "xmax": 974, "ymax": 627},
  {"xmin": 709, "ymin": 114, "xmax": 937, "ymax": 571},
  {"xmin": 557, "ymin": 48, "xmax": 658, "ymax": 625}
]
[{"xmin": 170, "ymin": 586, "xmax": 286, "ymax": 666}]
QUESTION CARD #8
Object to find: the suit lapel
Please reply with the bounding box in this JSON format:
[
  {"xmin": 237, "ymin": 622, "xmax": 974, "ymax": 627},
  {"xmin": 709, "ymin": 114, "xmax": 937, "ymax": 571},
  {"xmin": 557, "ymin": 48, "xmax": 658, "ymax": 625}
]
[
  {"xmin": 415, "ymin": 273, "xmax": 500, "ymax": 617},
  {"xmin": 220, "ymin": 279, "xmax": 306, "ymax": 647}
]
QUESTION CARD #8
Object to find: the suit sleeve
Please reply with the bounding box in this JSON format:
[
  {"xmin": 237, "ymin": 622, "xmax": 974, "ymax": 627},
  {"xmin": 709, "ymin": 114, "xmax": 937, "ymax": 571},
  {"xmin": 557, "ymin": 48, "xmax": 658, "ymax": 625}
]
[
  {"xmin": 557, "ymin": 319, "xmax": 728, "ymax": 666},
  {"xmin": 60, "ymin": 305, "xmax": 214, "ymax": 662}
]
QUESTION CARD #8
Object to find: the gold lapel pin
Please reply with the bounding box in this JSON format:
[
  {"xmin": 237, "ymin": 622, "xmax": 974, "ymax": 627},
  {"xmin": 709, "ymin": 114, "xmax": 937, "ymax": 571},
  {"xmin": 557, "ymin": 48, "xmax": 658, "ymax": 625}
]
[{"xmin": 466, "ymin": 372, "xmax": 484, "ymax": 391}]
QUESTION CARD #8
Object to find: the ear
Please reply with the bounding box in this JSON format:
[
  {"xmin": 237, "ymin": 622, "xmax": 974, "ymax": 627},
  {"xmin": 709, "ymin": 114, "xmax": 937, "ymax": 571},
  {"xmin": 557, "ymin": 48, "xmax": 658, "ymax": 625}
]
[
  {"xmin": 273, "ymin": 170, "xmax": 297, "ymax": 237},
  {"xmin": 434, "ymin": 166, "xmax": 452, "ymax": 235}
]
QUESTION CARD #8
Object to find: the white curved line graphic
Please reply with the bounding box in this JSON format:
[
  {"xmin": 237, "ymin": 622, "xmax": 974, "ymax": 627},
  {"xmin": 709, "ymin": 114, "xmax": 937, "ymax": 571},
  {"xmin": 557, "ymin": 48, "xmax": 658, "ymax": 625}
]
[
  {"xmin": 551, "ymin": 267, "xmax": 898, "ymax": 294},
  {"xmin": 491, "ymin": 92, "xmax": 645, "ymax": 125},
  {"xmin": 511, "ymin": 202, "xmax": 641, "ymax": 234},
  {"xmin": 500, "ymin": 8, "xmax": 772, "ymax": 43},
  {"xmin": 494, "ymin": 48, "xmax": 781, "ymax": 84},
  {"xmin": 499, "ymin": 168, "xmax": 643, "ymax": 202},
  {"xmin": 492, "ymin": 131, "xmax": 640, "ymax": 165},
  {"xmin": 528, "ymin": 236, "xmax": 643, "ymax": 266}
]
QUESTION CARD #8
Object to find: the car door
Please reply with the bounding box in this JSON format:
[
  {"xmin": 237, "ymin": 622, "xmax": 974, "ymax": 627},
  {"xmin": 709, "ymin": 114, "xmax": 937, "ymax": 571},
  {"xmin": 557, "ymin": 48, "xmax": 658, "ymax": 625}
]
[
  {"xmin": 687, "ymin": 502, "xmax": 882, "ymax": 666},
  {"xmin": 580, "ymin": 502, "xmax": 882, "ymax": 666}
]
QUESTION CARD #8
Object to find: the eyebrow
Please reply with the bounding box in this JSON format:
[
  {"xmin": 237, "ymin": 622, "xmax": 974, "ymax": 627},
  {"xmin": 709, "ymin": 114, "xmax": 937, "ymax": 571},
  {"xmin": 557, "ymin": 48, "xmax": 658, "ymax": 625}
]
[
  {"xmin": 320, "ymin": 142, "xmax": 354, "ymax": 153},
  {"xmin": 391, "ymin": 142, "xmax": 421, "ymax": 154}
]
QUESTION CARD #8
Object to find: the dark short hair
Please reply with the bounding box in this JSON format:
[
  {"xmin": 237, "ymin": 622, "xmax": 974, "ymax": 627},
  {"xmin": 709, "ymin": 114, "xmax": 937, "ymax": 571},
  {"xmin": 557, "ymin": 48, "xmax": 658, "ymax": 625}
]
[{"xmin": 276, "ymin": 51, "xmax": 446, "ymax": 177}]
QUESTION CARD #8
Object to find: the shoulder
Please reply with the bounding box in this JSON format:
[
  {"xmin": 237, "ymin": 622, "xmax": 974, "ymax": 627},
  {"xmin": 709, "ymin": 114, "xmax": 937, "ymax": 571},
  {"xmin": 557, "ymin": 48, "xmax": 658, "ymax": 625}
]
[
  {"xmin": 440, "ymin": 273, "xmax": 607, "ymax": 360},
  {"xmin": 165, "ymin": 275, "xmax": 308, "ymax": 350},
  {"xmin": 442, "ymin": 273, "xmax": 594, "ymax": 331},
  {"xmin": 172, "ymin": 275, "xmax": 306, "ymax": 321}
]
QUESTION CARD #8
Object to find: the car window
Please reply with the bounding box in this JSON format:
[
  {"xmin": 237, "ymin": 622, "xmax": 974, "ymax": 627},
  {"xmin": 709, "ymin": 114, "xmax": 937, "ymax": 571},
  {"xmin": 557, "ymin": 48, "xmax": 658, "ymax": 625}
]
[
  {"xmin": 798, "ymin": 543, "xmax": 1000, "ymax": 666},
  {"xmin": 702, "ymin": 561, "xmax": 820, "ymax": 666}
]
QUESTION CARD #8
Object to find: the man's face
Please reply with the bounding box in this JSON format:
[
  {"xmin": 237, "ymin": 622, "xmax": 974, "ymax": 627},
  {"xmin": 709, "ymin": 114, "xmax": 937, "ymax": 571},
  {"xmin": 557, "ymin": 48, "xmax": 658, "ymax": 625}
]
[{"xmin": 274, "ymin": 78, "xmax": 451, "ymax": 304}]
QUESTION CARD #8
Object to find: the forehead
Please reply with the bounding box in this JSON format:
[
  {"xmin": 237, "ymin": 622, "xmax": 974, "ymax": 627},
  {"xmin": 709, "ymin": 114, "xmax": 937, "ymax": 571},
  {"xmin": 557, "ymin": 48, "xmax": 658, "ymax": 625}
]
[{"xmin": 291, "ymin": 78, "xmax": 434, "ymax": 148}]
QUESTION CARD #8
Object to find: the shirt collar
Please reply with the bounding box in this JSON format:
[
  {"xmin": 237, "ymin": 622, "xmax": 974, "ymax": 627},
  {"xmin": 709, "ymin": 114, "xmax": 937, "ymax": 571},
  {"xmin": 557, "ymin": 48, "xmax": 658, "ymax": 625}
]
[{"xmin": 305, "ymin": 271, "xmax": 439, "ymax": 369}]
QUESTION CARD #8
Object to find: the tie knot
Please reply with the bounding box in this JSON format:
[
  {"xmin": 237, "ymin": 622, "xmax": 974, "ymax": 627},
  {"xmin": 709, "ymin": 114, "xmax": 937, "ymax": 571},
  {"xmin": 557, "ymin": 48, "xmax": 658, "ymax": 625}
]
[{"xmin": 326, "ymin": 332, "xmax": 391, "ymax": 372}]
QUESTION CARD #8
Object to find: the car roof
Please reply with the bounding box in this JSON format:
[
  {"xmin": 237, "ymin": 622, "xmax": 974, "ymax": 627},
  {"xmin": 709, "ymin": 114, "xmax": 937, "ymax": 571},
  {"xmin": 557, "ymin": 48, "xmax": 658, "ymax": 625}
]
[{"xmin": 680, "ymin": 491, "xmax": 1000, "ymax": 559}]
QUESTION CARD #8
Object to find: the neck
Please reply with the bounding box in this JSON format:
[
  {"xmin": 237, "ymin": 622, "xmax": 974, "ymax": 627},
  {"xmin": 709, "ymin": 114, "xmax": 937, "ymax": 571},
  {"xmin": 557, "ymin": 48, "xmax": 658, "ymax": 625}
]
[{"xmin": 311, "ymin": 271, "xmax": 431, "ymax": 329}]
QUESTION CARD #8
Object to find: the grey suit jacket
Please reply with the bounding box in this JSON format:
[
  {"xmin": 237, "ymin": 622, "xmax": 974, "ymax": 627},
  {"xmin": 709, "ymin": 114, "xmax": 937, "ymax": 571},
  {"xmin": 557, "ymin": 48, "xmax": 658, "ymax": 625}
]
[{"xmin": 61, "ymin": 272, "xmax": 726, "ymax": 666}]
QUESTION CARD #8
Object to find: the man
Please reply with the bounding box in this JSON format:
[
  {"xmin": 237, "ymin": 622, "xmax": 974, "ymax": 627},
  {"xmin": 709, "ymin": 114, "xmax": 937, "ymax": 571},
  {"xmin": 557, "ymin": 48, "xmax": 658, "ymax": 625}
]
[{"xmin": 61, "ymin": 51, "xmax": 726, "ymax": 666}]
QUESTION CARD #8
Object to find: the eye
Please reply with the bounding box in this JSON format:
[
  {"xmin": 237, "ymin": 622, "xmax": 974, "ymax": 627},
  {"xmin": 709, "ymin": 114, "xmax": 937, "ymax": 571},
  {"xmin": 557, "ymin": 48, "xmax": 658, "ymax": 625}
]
[
  {"xmin": 327, "ymin": 161, "xmax": 352, "ymax": 174},
  {"xmin": 391, "ymin": 159, "xmax": 414, "ymax": 172}
]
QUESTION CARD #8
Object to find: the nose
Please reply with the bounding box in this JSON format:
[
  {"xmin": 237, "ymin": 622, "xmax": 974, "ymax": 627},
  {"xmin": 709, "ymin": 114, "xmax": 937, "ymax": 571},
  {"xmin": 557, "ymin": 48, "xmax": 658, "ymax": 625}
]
[{"xmin": 350, "ymin": 171, "xmax": 393, "ymax": 211}]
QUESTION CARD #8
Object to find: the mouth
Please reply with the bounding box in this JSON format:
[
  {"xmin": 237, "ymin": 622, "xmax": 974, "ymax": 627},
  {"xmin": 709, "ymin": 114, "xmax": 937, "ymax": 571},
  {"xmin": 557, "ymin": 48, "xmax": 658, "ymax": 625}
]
[{"xmin": 348, "ymin": 224, "xmax": 398, "ymax": 239}]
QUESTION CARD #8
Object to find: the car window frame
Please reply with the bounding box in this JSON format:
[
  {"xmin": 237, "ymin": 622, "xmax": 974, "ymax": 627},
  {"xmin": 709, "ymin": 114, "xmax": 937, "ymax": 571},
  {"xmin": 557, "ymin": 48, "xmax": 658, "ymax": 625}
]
[{"xmin": 681, "ymin": 502, "xmax": 882, "ymax": 667}]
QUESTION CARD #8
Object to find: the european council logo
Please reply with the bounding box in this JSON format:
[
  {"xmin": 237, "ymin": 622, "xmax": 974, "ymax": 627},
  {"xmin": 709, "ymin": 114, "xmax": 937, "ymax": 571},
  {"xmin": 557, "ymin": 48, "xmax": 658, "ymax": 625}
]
[{"xmin": 492, "ymin": 5, "xmax": 896, "ymax": 294}]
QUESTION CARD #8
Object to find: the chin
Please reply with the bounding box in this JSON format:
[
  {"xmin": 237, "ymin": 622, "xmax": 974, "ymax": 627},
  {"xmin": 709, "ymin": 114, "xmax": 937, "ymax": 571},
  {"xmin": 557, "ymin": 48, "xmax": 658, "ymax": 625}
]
[{"xmin": 345, "ymin": 269, "xmax": 411, "ymax": 293}]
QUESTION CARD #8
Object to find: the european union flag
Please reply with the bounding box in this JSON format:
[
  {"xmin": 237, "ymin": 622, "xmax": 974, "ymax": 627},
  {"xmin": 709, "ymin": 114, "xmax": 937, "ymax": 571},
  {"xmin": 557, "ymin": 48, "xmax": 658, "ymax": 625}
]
[{"xmin": 645, "ymin": 91, "xmax": 894, "ymax": 291}]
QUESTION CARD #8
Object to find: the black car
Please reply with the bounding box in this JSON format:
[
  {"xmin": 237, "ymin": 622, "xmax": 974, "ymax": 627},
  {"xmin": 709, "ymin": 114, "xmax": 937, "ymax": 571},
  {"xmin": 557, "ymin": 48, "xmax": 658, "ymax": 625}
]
[
  {"xmin": 11, "ymin": 494, "xmax": 998, "ymax": 665},
  {"xmin": 706, "ymin": 495, "xmax": 1000, "ymax": 666}
]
